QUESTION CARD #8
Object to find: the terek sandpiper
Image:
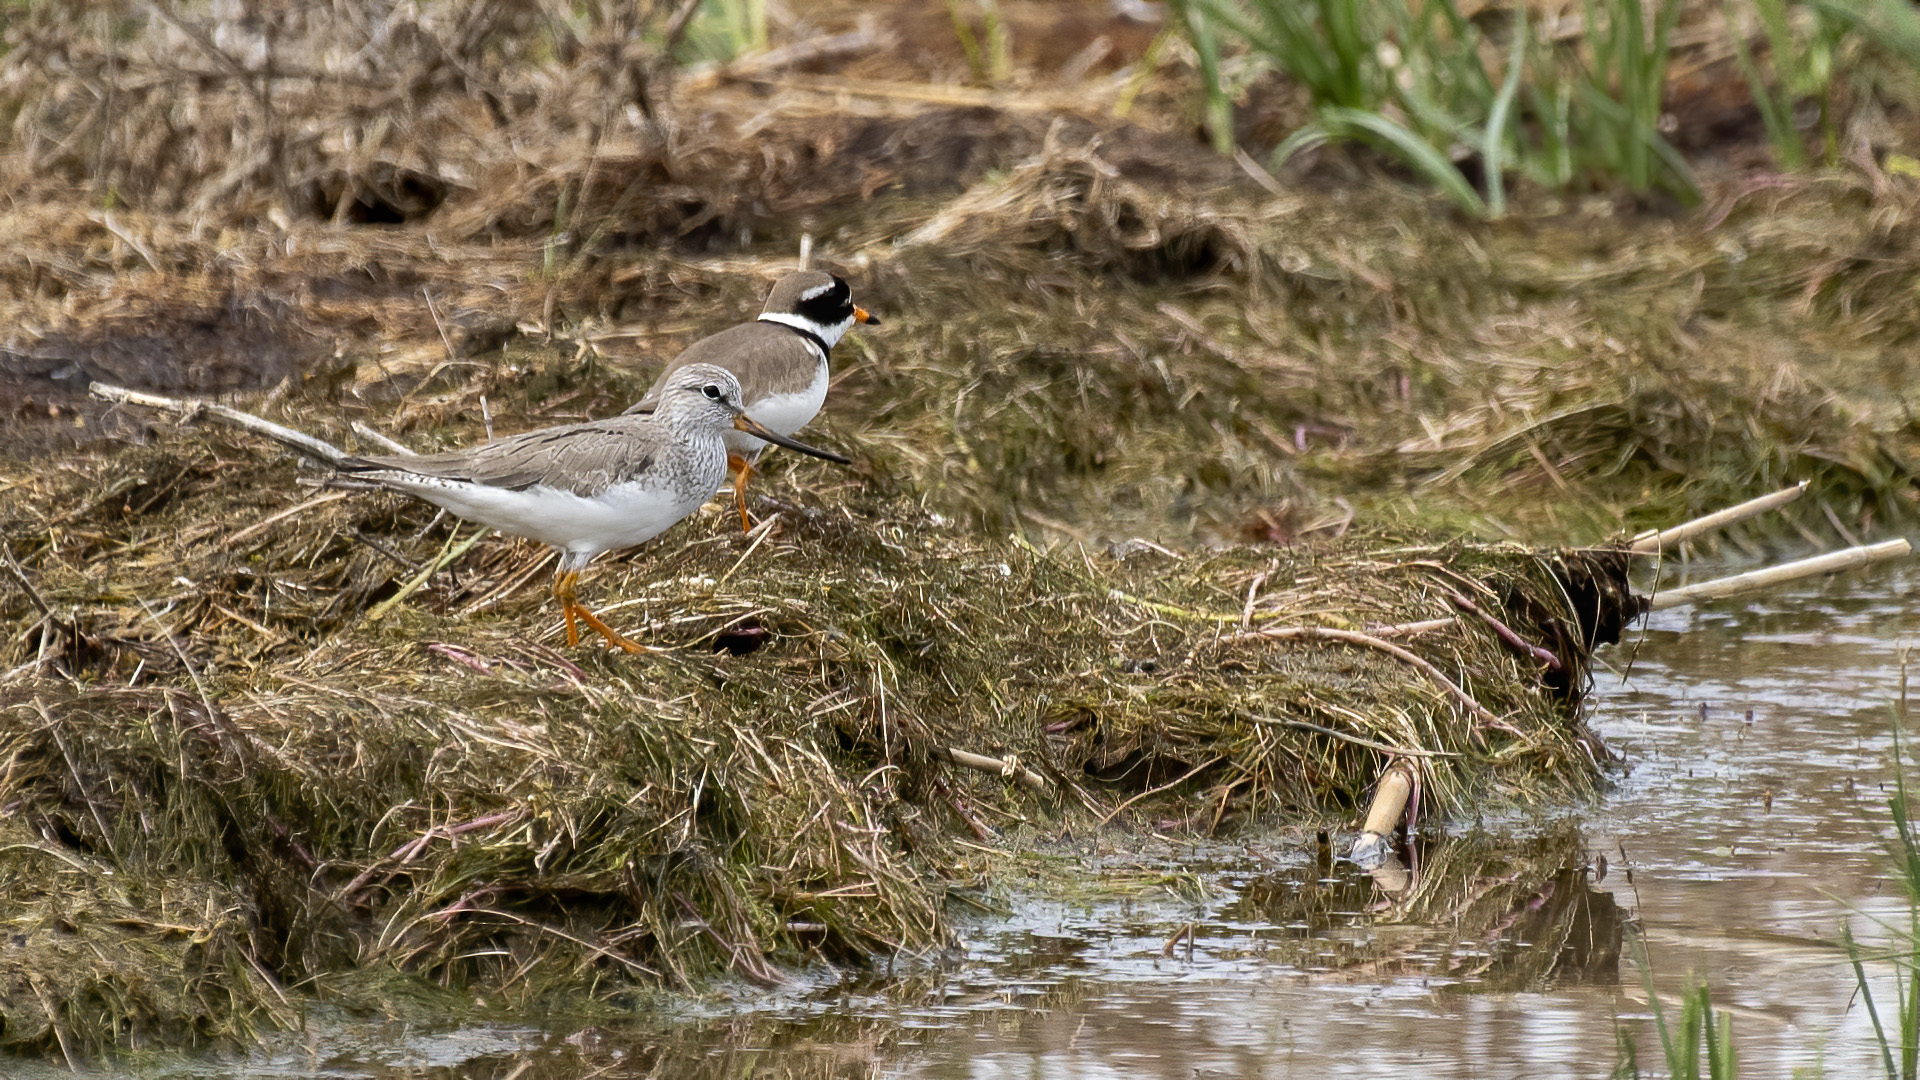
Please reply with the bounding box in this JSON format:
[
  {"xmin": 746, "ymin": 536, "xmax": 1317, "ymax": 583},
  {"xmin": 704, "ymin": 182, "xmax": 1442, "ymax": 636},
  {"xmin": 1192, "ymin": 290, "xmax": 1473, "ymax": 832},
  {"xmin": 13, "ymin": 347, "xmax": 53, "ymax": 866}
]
[
  {"xmin": 336, "ymin": 363, "xmax": 849, "ymax": 653},
  {"xmin": 626, "ymin": 270, "xmax": 878, "ymax": 531}
]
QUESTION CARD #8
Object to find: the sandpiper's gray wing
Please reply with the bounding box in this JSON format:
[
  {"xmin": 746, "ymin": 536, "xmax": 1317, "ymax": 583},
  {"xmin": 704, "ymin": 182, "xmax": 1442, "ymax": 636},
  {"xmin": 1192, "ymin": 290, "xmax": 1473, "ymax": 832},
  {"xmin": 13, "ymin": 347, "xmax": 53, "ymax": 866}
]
[{"xmin": 339, "ymin": 418, "xmax": 658, "ymax": 497}]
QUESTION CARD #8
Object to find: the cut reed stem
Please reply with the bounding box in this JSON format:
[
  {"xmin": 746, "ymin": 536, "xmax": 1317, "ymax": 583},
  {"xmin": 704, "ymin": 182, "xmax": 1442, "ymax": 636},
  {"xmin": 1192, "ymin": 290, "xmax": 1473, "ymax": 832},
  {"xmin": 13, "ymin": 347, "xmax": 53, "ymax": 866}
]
[
  {"xmin": 1648, "ymin": 539, "xmax": 1912, "ymax": 611},
  {"xmin": 1629, "ymin": 481, "xmax": 1808, "ymax": 554}
]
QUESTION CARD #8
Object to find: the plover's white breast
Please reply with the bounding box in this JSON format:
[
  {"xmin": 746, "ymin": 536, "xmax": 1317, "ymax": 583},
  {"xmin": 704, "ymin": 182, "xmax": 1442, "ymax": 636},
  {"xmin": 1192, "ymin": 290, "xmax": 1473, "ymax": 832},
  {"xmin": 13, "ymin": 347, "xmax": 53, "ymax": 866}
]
[{"xmin": 725, "ymin": 361, "xmax": 829, "ymax": 458}]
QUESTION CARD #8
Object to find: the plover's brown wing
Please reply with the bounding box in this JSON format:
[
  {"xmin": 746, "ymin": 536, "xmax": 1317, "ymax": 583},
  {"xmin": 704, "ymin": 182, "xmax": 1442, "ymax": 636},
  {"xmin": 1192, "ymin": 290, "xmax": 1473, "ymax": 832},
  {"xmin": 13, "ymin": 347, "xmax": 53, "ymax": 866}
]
[
  {"xmin": 340, "ymin": 419, "xmax": 660, "ymax": 498},
  {"xmin": 621, "ymin": 328, "xmax": 761, "ymax": 416},
  {"xmin": 624, "ymin": 323, "xmax": 825, "ymax": 416}
]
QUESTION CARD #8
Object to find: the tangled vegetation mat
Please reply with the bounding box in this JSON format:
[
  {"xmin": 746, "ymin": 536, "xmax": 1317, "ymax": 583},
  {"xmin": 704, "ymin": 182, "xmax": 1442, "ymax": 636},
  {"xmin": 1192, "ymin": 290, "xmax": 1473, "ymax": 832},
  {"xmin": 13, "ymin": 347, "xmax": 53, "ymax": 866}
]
[{"xmin": 0, "ymin": 422, "xmax": 1635, "ymax": 1053}]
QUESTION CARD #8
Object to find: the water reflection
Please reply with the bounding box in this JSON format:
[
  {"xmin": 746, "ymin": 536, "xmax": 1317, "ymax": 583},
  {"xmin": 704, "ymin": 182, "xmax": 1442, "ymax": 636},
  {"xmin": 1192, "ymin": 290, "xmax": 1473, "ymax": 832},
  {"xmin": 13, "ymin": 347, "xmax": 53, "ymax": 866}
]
[{"xmin": 1228, "ymin": 828, "xmax": 1624, "ymax": 992}]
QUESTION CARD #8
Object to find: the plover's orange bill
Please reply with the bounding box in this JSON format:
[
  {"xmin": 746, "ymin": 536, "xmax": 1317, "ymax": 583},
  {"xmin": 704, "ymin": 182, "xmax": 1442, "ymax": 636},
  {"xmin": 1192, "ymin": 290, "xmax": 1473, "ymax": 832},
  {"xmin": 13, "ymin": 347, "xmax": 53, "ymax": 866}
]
[
  {"xmin": 333, "ymin": 364, "xmax": 848, "ymax": 655},
  {"xmin": 626, "ymin": 270, "xmax": 878, "ymax": 530}
]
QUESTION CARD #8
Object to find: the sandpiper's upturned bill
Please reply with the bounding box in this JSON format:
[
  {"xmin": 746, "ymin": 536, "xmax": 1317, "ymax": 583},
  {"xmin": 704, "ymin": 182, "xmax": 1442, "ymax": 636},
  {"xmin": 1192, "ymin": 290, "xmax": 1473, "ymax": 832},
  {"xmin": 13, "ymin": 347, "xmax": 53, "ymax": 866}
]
[
  {"xmin": 626, "ymin": 270, "xmax": 879, "ymax": 531},
  {"xmin": 335, "ymin": 364, "xmax": 847, "ymax": 654}
]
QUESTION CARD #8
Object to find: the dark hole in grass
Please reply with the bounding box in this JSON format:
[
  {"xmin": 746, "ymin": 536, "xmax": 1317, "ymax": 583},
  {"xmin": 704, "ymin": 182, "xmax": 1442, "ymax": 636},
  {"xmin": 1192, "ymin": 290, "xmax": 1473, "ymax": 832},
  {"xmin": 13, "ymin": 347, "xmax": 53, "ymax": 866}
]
[
  {"xmin": 35, "ymin": 622, "xmax": 110, "ymax": 678},
  {"xmin": 299, "ymin": 167, "xmax": 450, "ymax": 224},
  {"xmin": 1084, "ymin": 750, "xmax": 1203, "ymax": 791},
  {"xmin": 710, "ymin": 620, "xmax": 770, "ymax": 656}
]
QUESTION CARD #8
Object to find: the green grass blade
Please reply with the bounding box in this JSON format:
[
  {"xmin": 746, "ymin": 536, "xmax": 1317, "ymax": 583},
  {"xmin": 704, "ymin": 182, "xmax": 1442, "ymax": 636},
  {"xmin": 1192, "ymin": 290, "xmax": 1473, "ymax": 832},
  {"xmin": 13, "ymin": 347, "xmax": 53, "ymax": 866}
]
[
  {"xmin": 1394, "ymin": 78, "xmax": 1472, "ymax": 145},
  {"xmin": 1632, "ymin": 932, "xmax": 1682, "ymax": 1077},
  {"xmin": 1170, "ymin": 0, "xmax": 1236, "ymax": 154},
  {"xmin": 945, "ymin": 0, "xmax": 988, "ymax": 84},
  {"xmin": 1569, "ymin": 81, "xmax": 1699, "ymax": 201},
  {"xmin": 1724, "ymin": 0, "xmax": 1805, "ymax": 168},
  {"xmin": 1521, "ymin": 79, "xmax": 1574, "ymax": 186},
  {"xmin": 1699, "ymin": 985, "xmax": 1736, "ymax": 1079},
  {"xmin": 1483, "ymin": 10, "xmax": 1529, "ymax": 217},
  {"xmin": 1620, "ymin": 0, "xmax": 1651, "ymax": 189},
  {"xmin": 1612, "ymin": 1020, "xmax": 1640, "ymax": 1079},
  {"xmin": 1318, "ymin": 106, "xmax": 1487, "ymax": 214},
  {"xmin": 1231, "ymin": 0, "xmax": 1337, "ymax": 98},
  {"xmin": 1696, "ymin": 986, "xmax": 1715, "ymax": 1078},
  {"xmin": 1895, "ymin": 711, "xmax": 1920, "ymax": 1080},
  {"xmin": 1810, "ymin": 0, "xmax": 1920, "ymax": 65},
  {"xmin": 1645, "ymin": 128, "xmax": 1702, "ymax": 204},
  {"xmin": 1846, "ymin": 921, "xmax": 1901, "ymax": 1079},
  {"xmin": 1317, "ymin": 0, "xmax": 1371, "ymax": 107},
  {"xmin": 981, "ymin": 0, "xmax": 1010, "ymax": 85},
  {"xmin": 1114, "ymin": 25, "xmax": 1176, "ymax": 119},
  {"xmin": 1752, "ymin": 0, "xmax": 1800, "ymax": 86},
  {"xmin": 1270, "ymin": 122, "xmax": 1332, "ymax": 169},
  {"xmin": 1890, "ymin": 714, "xmax": 1920, "ymax": 898},
  {"xmin": 1678, "ymin": 983, "xmax": 1703, "ymax": 1079},
  {"xmin": 1904, "ymin": 949, "xmax": 1920, "ymax": 1076},
  {"xmin": 1906, "ymin": 953, "xmax": 1920, "ymax": 1080}
]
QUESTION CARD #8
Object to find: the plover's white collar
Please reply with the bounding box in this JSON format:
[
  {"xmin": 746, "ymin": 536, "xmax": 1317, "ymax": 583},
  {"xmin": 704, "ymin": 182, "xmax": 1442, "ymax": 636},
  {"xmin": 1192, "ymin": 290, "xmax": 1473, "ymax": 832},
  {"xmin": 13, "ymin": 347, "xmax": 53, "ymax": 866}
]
[{"xmin": 759, "ymin": 311, "xmax": 855, "ymax": 352}]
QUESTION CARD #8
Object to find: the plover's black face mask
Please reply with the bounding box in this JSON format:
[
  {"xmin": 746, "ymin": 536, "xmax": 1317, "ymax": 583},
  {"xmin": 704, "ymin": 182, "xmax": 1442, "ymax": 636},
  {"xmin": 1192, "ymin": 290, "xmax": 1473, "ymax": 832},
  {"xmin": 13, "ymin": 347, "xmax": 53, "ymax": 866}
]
[{"xmin": 794, "ymin": 275, "xmax": 856, "ymax": 328}]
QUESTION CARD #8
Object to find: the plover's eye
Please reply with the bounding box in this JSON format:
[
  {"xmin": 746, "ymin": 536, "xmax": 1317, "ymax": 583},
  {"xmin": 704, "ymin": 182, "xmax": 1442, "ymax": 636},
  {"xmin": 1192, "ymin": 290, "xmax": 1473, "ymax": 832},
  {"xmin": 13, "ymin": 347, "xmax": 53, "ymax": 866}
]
[{"xmin": 702, "ymin": 384, "xmax": 724, "ymax": 400}]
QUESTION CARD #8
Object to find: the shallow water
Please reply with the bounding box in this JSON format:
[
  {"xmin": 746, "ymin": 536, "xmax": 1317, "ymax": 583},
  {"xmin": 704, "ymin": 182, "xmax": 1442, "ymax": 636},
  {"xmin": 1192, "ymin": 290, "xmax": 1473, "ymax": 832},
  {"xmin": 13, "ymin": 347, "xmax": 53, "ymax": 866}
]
[
  {"xmin": 17, "ymin": 563, "xmax": 1917, "ymax": 1079},
  {"xmin": 886, "ymin": 565, "xmax": 1920, "ymax": 1080}
]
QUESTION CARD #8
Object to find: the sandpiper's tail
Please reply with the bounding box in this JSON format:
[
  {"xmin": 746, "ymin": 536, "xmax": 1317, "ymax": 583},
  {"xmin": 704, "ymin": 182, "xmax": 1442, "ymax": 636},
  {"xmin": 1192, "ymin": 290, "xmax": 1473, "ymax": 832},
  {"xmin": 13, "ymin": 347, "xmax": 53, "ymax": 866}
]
[
  {"xmin": 316, "ymin": 456, "xmax": 401, "ymax": 491},
  {"xmin": 334, "ymin": 454, "xmax": 402, "ymax": 474}
]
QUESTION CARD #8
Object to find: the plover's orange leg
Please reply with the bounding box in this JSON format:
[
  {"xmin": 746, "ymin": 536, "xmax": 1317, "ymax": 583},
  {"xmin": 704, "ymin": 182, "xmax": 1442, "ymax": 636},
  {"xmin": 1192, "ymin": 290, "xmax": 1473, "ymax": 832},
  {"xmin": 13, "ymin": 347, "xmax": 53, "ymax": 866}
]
[
  {"xmin": 554, "ymin": 569, "xmax": 663, "ymax": 655},
  {"xmin": 728, "ymin": 452, "xmax": 755, "ymax": 533}
]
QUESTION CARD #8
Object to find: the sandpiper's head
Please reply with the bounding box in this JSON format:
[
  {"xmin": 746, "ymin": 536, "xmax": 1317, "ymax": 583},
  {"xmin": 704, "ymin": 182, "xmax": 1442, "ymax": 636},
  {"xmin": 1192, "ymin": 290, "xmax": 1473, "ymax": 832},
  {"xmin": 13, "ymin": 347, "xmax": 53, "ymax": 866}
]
[
  {"xmin": 660, "ymin": 362, "xmax": 852, "ymax": 465},
  {"xmin": 659, "ymin": 363, "xmax": 747, "ymax": 423},
  {"xmin": 758, "ymin": 270, "xmax": 879, "ymax": 349}
]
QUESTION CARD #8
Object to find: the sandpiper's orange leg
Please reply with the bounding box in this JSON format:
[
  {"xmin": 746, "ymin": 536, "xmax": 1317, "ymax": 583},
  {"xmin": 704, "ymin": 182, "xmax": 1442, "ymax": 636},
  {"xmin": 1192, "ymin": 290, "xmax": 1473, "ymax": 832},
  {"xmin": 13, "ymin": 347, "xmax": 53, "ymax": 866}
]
[
  {"xmin": 728, "ymin": 452, "xmax": 755, "ymax": 533},
  {"xmin": 568, "ymin": 604, "xmax": 664, "ymax": 655},
  {"xmin": 553, "ymin": 569, "xmax": 662, "ymax": 655},
  {"xmin": 555, "ymin": 571, "xmax": 581, "ymax": 646}
]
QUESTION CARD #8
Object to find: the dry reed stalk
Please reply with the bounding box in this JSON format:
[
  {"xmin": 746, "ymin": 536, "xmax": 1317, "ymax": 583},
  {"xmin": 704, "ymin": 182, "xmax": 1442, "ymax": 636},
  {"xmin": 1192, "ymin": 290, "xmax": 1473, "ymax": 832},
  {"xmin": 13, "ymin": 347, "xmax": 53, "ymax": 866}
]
[
  {"xmin": 1362, "ymin": 765, "xmax": 1417, "ymax": 837},
  {"xmin": 933, "ymin": 746, "xmax": 1051, "ymax": 793},
  {"xmin": 92, "ymin": 381, "xmax": 349, "ymax": 464},
  {"xmin": 1647, "ymin": 539, "xmax": 1913, "ymax": 610},
  {"xmin": 1628, "ymin": 482, "xmax": 1809, "ymax": 554}
]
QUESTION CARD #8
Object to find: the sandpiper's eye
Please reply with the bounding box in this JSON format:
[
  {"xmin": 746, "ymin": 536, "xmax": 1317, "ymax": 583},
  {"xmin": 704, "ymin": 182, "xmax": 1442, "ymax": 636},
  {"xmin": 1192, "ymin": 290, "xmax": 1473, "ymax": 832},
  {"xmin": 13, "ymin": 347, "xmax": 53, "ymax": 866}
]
[{"xmin": 702, "ymin": 384, "xmax": 724, "ymax": 400}]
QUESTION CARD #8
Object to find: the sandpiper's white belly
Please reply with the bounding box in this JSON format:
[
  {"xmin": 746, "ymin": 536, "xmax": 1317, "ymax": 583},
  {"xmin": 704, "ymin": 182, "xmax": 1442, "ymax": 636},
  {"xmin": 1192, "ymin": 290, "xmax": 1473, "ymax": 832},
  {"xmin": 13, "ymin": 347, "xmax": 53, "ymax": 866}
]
[
  {"xmin": 724, "ymin": 361, "xmax": 829, "ymax": 458},
  {"xmin": 385, "ymin": 475, "xmax": 711, "ymax": 560}
]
